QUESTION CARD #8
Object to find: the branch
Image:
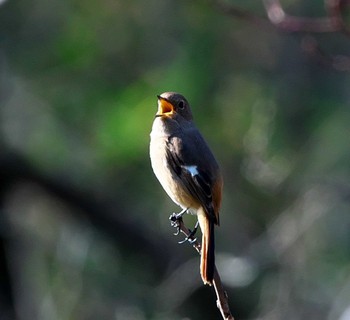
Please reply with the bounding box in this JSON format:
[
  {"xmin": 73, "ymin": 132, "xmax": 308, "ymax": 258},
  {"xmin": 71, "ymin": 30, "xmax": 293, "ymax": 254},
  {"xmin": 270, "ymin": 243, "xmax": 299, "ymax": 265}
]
[
  {"xmin": 325, "ymin": 0, "xmax": 350, "ymax": 36},
  {"xmin": 210, "ymin": 0, "xmax": 269, "ymax": 29},
  {"xmin": 174, "ymin": 217, "xmax": 234, "ymax": 320},
  {"xmin": 209, "ymin": 0, "xmax": 350, "ymax": 72},
  {"xmin": 262, "ymin": 0, "xmax": 342, "ymax": 33},
  {"xmin": 212, "ymin": 0, "xmax": 350, "ymax": 35}
]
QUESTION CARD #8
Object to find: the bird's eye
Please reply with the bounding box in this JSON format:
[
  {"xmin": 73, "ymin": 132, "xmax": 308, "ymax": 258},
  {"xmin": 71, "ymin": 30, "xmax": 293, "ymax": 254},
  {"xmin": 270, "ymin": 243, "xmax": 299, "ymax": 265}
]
[{"xmin": 178, "ymin": 101, "xmax": 185, "ymax": 109}]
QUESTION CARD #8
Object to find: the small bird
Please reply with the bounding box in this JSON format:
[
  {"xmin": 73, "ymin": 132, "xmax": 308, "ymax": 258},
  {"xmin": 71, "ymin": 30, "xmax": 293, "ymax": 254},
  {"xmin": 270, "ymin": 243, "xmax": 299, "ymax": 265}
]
[{"xmin": 150, "ymin": 92, "xmax": 223, "ymax": 285}]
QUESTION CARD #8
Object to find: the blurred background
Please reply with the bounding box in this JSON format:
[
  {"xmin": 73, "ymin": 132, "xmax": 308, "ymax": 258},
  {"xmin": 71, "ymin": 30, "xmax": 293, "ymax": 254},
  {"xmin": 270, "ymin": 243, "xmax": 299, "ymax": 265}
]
[{"xmin": 1, "ymin": 0, "xmax": 350, "ymax": 319}]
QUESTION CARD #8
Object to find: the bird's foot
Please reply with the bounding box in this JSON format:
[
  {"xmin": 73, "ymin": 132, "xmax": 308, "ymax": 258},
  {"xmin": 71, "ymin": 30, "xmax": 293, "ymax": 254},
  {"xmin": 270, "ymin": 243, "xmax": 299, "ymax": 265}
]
[
  {"xmin": 169, "ymin": 208, "xmax": 187, "ymax": 222},
  {"xmin": 169, "ymin": 208, "xmax": 188, "ymax": 235},
  {"xmin": 169, "ymin": 210, "xmax": 199, "ymax": 244},
  {"xmin": 178, "ymin": 221, "xmax": 199, "ymax": 244}
]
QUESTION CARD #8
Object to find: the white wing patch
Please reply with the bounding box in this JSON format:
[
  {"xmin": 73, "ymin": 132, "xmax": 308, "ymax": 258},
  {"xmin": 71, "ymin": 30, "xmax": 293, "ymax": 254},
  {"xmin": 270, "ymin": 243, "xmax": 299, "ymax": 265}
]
[{"xmin": 183, "ymin": 165, "xmax": 199, "ymax": 177}]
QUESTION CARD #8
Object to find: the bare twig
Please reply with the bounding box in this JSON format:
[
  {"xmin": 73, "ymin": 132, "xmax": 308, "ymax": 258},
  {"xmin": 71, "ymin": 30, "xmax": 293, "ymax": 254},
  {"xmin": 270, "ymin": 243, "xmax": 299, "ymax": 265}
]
[
  {"xmin": 262, "ymin": 0, "xmax": 342, "ymax": 33},
  {"xmin": 174, "ymin": 217, "xmax": 234, "ymax": 320},
  {"xmin": 209, "ymin": 0, "xmax": 350, "ymax": 72},
  {"xmin": 212, "ymin": 0, "xmax": 350, "ymax": 35},
  {"xmin": 325, "ymin": 0, "xmax": 350, "ymax": 35},
  {"xmin": 210, "ymin": 0, "xmax": 269, "ymax": 29}
]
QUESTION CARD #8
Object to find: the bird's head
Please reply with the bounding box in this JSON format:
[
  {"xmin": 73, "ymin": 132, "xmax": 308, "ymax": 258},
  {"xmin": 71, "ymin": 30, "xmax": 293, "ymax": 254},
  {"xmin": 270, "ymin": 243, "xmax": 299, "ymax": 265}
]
[{"xmin": 156, "ymin": 92, "xmax": 193, "ymax": 122}]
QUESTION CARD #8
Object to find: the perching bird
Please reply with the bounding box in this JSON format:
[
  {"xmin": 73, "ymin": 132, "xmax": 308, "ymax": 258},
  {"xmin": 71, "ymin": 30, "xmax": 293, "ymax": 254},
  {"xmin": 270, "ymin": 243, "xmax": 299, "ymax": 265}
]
[{"xmin": 150, "ymin": 92, "xmax": 223, "ymax": 285}]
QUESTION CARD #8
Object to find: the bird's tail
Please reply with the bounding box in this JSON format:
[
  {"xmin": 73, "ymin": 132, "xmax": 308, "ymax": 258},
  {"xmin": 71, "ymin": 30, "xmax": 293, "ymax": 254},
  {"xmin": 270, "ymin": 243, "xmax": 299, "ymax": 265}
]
[{"xmin": 198, "ymin": 208, "xmax": 215, "ymax": 285}]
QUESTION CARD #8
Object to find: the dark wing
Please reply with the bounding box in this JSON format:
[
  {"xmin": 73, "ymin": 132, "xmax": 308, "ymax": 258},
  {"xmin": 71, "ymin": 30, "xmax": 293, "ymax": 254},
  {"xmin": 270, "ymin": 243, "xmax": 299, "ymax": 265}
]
[{"xmin": 165, "ymin": 131, "xmax": 219, "ymax": 223}]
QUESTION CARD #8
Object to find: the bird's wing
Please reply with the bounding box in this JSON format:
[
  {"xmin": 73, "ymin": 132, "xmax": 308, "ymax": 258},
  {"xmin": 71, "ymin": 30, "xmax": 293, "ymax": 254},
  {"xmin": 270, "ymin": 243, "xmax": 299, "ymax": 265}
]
[{"xmin": 165, "ymin": 132, "xmax": 219, "ymax": 223}]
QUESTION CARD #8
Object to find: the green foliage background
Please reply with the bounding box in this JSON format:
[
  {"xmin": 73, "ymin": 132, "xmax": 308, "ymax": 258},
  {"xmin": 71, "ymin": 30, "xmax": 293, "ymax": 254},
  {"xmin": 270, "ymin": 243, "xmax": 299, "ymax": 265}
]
[{"xmin": 1, "ymin": 0, "xmax": 350, "ymax": 319}]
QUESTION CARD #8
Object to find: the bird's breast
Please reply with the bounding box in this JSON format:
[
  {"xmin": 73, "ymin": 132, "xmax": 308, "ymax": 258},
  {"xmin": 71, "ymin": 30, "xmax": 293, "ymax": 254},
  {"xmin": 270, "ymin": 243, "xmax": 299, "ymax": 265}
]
[{"xmin": 150, "ymin": 125, "xmax": 200, "ymax": 211}]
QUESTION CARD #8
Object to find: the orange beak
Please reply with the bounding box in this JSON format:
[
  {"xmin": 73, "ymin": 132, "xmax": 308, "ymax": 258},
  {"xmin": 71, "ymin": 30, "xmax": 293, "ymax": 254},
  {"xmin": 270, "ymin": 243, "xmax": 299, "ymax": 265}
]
[{"xmin": 157, "ymin": 95, "xmax": 174, "ymax": 116}]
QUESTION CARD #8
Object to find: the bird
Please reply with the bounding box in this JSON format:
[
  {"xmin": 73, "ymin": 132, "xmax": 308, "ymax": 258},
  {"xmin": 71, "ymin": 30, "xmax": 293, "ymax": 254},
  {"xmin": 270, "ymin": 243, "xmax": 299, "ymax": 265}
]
[{"xmin": 150, "ymin": 92, "xmax": 223, "ymax": 285}]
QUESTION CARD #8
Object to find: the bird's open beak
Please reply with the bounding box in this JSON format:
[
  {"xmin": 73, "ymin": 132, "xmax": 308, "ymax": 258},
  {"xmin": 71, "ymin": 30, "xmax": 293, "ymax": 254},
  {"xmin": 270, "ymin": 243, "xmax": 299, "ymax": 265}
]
[{"xmin": 156, "ymin": 95, "xmax": 174, "ymax": 116}]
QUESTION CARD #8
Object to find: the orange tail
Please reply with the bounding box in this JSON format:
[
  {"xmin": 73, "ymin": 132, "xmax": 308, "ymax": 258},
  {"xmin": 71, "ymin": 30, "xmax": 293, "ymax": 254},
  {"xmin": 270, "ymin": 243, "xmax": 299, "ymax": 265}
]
[{"xmin": 198, "ymin": 209, "xmax": 215, "ymax": 285}]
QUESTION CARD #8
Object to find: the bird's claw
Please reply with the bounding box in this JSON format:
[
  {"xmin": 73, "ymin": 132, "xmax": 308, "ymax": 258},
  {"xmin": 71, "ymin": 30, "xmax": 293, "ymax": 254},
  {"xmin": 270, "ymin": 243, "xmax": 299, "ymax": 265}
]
[
  {"xmin": 169, "ymin": 210, "xmax": 184, "ymax": 235},
  {"xmin": 177, "ymin": 221, "xmax": 199, "ymax": 244},
  {"xmin": 178, "ymin": 221, "xmax": 199, "ymax": 244},
  {"xmin": 178, "ymin": 235, "xmax": 197, "ymax": 244},
  {"xmin": 169, "ymin": 209, "xmax": 199, "ymax": 244},
  {"xmin": 169, "ymin": 208, "xmax": 187, "ymax": 222}
]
